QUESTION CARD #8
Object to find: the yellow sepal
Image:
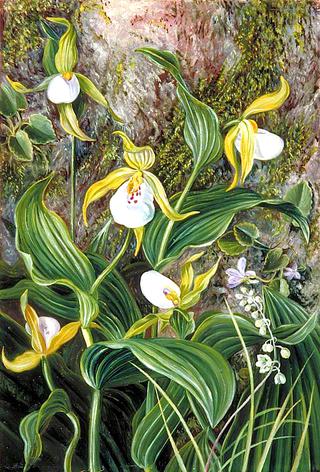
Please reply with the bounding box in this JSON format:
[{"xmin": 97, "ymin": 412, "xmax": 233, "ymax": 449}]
[
  {"xmin": 243, "ymin": 76, "xmax": 290, "ymax": 118},
  {"xmin": 46, "ymin": 321, "xmax": 81, "ymax": 355},
  {"xmin": 181, "ymin": 257, "xmax": 220, "ymax": 309},
  {"xmin": 2, "ymin": 349, "xmax": 42, "ymax": 373},
  {"xmin": 225, "ymin": 125, "xmax": 241, "ymax": 191},
  {"xmin": 180, "ymin": 252, "xmax": 204, "ymax": 298},
  {"xmin": 6, "ymin": 77, "xmax": 31, "ymax": 94},
  {"xmin": 24, "ymin": 304, "xmax": 47, "ymax": 354},
  {"xmin": 82, "ymin": 167, "xmax": 135, "ymax": 225},
  {"xmin": 144, "ymin": 171, "xmax": 199, "ymax": 221},
  {"xmin": 114, "ymin": 131, "xmax": 155, "ymax": 171},
  {"xmin": 238, "ymin": 119, "xmax": 257, "ymax": 183},
  {"xmin": 133, "ymin": 226, "xmax": 144, "ymax": 256}
]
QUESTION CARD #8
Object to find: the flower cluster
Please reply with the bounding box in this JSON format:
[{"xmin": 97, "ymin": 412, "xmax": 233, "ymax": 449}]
[{"xmin": 236, "ymin": 286, "xmax": 290, "ymax": 385}]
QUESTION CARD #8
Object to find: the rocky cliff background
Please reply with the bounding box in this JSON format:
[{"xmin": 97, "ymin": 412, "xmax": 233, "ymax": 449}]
[{"xmin": 0, "ymin": 0, "xmax": 319, "ymax": 315}]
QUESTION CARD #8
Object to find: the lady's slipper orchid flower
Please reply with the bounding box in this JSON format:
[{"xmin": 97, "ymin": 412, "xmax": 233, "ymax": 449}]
[
  {"xmin": 140, "ymin": 252, "xmax": 220, "ymax": 311},
  {"xmin": 7, "ymin": 17, "xmax": 122, "ymax": 141},
  {"xmin": 82, "ymin": 131, "xmax": 198, "ymax": 255},
  {"xmin": 124, "ymin": 253, "xmax": 220, "ymax": 339},
  {"xmin": 225, "ymin": 77, "xmax": 290, "ymax": 190},
  {"xmin": 2, "ymin": 292, "xmax": 80, "ymax": 373}
]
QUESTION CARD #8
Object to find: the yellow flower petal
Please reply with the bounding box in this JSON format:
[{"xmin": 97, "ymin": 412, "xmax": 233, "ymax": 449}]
[
  {"xmin": 181, "ymin": 257, "xmax": 220, "ymax": 309},
  {"xmin": 20, "ymin": 291, "xmax": 46, "ymax": 354},
  {"xmin": 82, "ymin": 167, "xmax": 135, "ymax": 226},
  {"xmin": 46, "ymin": 321, "xmax": 80, "ymax": 355},
  {"xmin": 133, "ymin": 226, "xmax": 144, "ymax": 256},
  {"xmin": 243, "ymin": 76, "xmax": 290, "ymax": 118},
  {"xmin": 143, "ymin": 171, "xmax": 199, "ymax": 221},
  {"xmin": 113, "ymin": 131, "xmax": 155, "ymax": 171},
  {"xmin": 225, "ymin": 125, "xmax": 241, "ymax": 191},
  {"xmin": 180, "ymin": 252, "xmax": 204, "ymax": 298},
  {"xmin": 2, "ymin": 349, "xmax": 42, "ymax": 373},
  {"xmin": 238, "ymin": 119, "xmax": 256, "ymax": 183},
  {"xmin": 57, "ymin": 103, "xmax": 94, "ymax": 142}
]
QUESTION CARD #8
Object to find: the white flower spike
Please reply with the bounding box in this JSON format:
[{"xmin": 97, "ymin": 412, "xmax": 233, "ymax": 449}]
[
  {"xmin": 235, "ymin": 128, "xmax": 284, "ymax": 161},
  {"xmin": 47, "ymin": 73, "xmax": 80, "ymax": 104},
  {"xmin": 140, "ymin": 270, "xmax": 181, "ymax": 309}
]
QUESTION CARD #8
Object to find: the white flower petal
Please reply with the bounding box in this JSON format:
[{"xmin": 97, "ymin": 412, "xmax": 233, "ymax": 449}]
[
  {"xmin": 235, "ymin": 128, "xmax": 284, "ymax": 161},
  {"xmin": 25, "ymin": 316, "xmax": 60, "ymax": 348},
  {"xmin": 237, "ymin": 257, "xmax": 247, "ymax": 275},
  {"xmin": 47, "ymin": 74, "xmax": 80, "ymax": 104},
  {"xmin": 110, "ymin": 180, "xmax": 155, "ymax": 228},
  {"xmin": 140, "ymin": 270, "xmax": 181, "ymax": 309},
  {"xmin": 274, "ymin": 372, "xmax": 286, "ymax": 384}
]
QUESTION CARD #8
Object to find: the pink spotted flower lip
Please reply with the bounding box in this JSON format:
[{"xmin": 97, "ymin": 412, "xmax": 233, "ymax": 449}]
[{"xmin": 226, "ymin": 257, "xmax": 259, "ymax": 288}]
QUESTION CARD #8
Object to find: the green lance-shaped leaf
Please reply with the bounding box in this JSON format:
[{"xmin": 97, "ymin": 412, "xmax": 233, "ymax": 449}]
[
  {"xmin": 137, "ymin": 47, "xmax": 223, "ymax": 171},
  {"xmin": 24, "ymin": 114, "xmax": 56, "ymax": 144},
  {"xmin": 15, "ymin": 174, "xmax": 98, "ymax": 325},
  {"xmin": 143, "ymin": 185, "xmax": 309, "ymax": 269},
  {"xmin": 40, "ymin": 19, "xmax": 60, "ymax": 75},
  {"xmin": 46, "ymin": 17, "xmax": 78, "ymax": 73},
  {"xmin": 81, "ymin": 338, "xmax": 235, "ymax": 427},
  {"xmin": 20, "ymin": 389, "xmax": 80, "ymax": 472},
  {"xmin": 8, "ymin": 130, "xmax": 34, "ymax": 161}
]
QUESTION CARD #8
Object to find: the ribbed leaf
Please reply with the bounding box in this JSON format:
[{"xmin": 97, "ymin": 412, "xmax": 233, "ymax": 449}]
[
  {"xmin": 165, "ymin": 428, "xmax": 219, "ymax": 472},
  {"xmin": 132, "ymin": 382, "xmax": 190, "ymax": 468},
  {"xmin": 24, "ymin": 114, "xmax": 56, "ymax": 144},
  {"xmin": 81, "ymin": 338, "xmax": 235, "ymax": 428},
  {"xmin": 197, "ymin": 291, "xmax": 320, "ymax": 472},
  {"xmin": 8, "ymin": 130, "xmax": 33, "ymax": 162},
  {"xmin": 19, "ymin": 388, "xmax": 79, "ymax": 472},
  {"xmin": 143, "ymin": 185, "xmax": 309, "ymax": 269},
  {"xmin": 15, "ymin": 174, "xmax": 98, "ymax": 326},
  {"xmin": 138, "ymin": 47, "xmax": 222, "ymax": 171}
]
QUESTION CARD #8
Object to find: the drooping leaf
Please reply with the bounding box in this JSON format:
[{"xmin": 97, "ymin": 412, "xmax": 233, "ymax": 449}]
[
  {"xmin": 57, "ymin": 103, "xmax": 94, "ymax": 141},
  {"xmin": 143, "ymin": 185, "xmax": 309, "ymax": 269},
  {"xmin": 19, "ymin": 388, "xmax": 80, "ymax": 472},
  {"xmin": 137, "ymin": 47, "xmax": 222, "ymax": 172},
  {"xmin": 263, "ymin": 248, "xmax": 289, "ymax": 273},
  {"xmin": 15, "ymin": 174, "xmax": 98, "ymax": 326},
  {"xmin": 8, "ymin": 130, "xmax": 34, "ymax": 161},
  {"xmin": 82, "ymin": 338, "xmax": 235, "ymax": 428},
  {"xmin": 24, "ymin": 114, "xmax": 56, "ymax": 144}
]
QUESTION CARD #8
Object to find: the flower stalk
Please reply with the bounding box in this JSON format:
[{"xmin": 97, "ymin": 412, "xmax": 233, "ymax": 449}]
[
  {"xmin": 70, "ymin": 135, "xmax": 76, "ymax": 240},
  {"xmin": 88, "ymin": 389, "xmax": 102, "ymax": 472}
]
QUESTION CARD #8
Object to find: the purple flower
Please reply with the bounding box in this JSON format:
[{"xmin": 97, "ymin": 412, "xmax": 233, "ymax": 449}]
[
  {"xmin": 226, "ymin": 257, "xmax": 258, "ymax": 288},
  {"xmin": 283, "ymin": 262, "xmax": 301, "ymax": 281}
]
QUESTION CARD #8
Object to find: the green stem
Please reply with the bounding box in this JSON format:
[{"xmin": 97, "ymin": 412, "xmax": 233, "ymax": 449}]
[
  {"xmin": 90, "ymin": 230, "xmax": 132, "ymax": 294},
  {"xmin": 70, "ymin": 135, "xmax": 76, "ymax": 240},
  {"xmin": 82, "ymin": 327, "xmax": 94, "ymax": 347},
  {"xmin": 89, "ymin": 389, "xmax": 102, "ymax": 472},
  {"xmin": 64, "ymin": 412, "xmax": 81, "ymax": 472},
  {"xmin": 41, "ymin": 357, "xmax": 55, "ymax": 392},
  {"xmin": 157, "ymin": 168, "xmax": 199, "ymax": 264}
]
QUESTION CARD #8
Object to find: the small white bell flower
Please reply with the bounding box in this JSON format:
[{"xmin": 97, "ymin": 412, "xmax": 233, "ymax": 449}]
[{"xmin": 274, "ymin": 372, "xmax": 286, "ymax": 385}]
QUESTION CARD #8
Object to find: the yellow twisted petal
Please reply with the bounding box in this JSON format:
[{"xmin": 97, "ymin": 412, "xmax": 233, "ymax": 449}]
[
  {"xmin": 143, "ymin": 171, "xmax": 199, "ymax": 221},
  {"xmin": 180, "ymin": 252, "xmax": 204, "ymax": 298},
  {"xmin": 46, "ymin": 321, "xmax": 81, "ymax": 355},
  {"xmin": 181, "ymin": 257, "xmax": 220, "ymax": 309},
  {"xmin": 20, "ymin": 291, "xmax": 46, "ymax": 354},
  {"xmin": 225, "ymin": 125, "xmax": 241, "ymax": 191},
  {"xmin": 113, "ymin": 131, "xmax": 155, "ymax": 170},
  {"xmin": 2, "ymin": 349, "xmax": 42, "ymax": 373},
  {"xmin": 243, "ymin": 76, "xmax": 290, "ymax": 118},
  {"xmin": 82, "ymin": 167, "xmax": 135, "ymax": 226},
  {"xmin": 239, "ymin": 119, "xmax": 257, "ymax": 183}
]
